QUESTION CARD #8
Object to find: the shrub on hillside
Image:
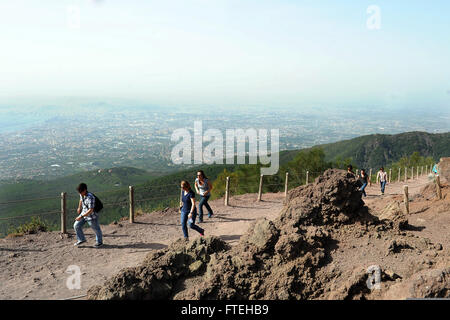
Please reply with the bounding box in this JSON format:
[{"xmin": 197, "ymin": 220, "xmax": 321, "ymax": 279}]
[{"xmin": 7, "ymin": 216, "xmax": 51, "ymax": 236}]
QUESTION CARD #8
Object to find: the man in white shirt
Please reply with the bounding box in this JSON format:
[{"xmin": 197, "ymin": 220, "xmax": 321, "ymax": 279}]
[{"xmin": 377, "ymin": 167, "xmax": 388, "ymax": 195}]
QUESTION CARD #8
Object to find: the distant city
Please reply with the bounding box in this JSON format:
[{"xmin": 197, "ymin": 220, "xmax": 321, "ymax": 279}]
[{"xmin": 0, "ymin": 105, "xmax": 449, "ymax": 181}]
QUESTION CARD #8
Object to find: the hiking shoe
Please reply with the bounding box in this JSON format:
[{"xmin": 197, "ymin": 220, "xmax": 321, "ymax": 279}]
[
  {"xmin": 74, "ymin": 240, "xmax": 86, "ymax": 246},
  {"xmin": 198, "ymin": 218, "xmax": 204, "ymax": 223},
  {"xmin": 208, "ymin": 213, "xmax": 213, "ymax": 218},
  {"xmin": 94, "ymin": 242, "xmax": 103, "ymax": 248}
]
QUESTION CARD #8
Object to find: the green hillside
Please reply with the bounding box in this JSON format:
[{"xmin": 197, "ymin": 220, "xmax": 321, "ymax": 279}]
[
  {"xmin": 305, "ymin": 131, "xmax": 449, "ymax": 169},
  {"xmin": 0, "ymin": 167, "xmax": 157, "ymax": 202}
]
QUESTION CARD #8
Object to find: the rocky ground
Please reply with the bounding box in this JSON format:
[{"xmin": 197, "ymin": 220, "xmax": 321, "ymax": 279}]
[{"xmin": 87, "ymin": 169, "xmax": 449, "ymax": 300}]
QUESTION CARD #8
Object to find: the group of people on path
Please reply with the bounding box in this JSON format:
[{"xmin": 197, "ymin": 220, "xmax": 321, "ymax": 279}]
[
  {"xmin": 348, "ymin": 163, "xmax": 440, "ymax": 198},
  {"xmin": 72, "ymin": 170, "xmax": 215, "ymax": 247},
  {"xmin": 72, "ymin": 164, "xmax": 439, "ymax": 246},
  {"xmin": 347, "ymin": 165, "xmax": 388, "ymax": 197}
]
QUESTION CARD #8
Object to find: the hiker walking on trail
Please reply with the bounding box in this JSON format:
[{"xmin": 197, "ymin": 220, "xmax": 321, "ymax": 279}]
[
  {"xmin": 194, "ymin": 170, "xmax": 214, "ymax": 223},
  {"xmin": 180, "ymin": 181, "xmax": 204, "ymax": 240},
  {"xmin": 359, "ymin": 169, "xmax": 369, "ymax": 197},
  {"xmin": 74, "ymin": 183, "xmax": 103, "ymax": 247},
  {"xmin": 377, "ymin": 167, "xmax": 388, "ymax": 195}
]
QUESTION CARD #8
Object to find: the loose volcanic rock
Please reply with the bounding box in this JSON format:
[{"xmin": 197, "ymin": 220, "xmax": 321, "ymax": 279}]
[{"xmin": 87, "ymin": 169, "xmax": 448, "ymax": 300}]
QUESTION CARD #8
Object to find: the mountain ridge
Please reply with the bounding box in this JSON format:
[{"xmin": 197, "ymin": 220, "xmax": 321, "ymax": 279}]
[{"xmin": 288, "ymin": 131, "xmax": 449, "ymax": 169}]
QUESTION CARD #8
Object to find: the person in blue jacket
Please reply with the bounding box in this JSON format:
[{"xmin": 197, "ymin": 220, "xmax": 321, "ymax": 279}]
[{"xmin": 432, "ymin": 163, "xmax": 439, "ymax": 175}]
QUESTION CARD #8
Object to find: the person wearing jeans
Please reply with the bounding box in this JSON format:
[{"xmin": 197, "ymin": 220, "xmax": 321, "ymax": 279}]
[
  {"xmin": 377, "ymin": 167, "xmax": 388, "ymax": 195},
  {"xmin": 74, "ymin": 217, "xmax": 103, "ymax": 245},
  {"xmin": 195, "ymin": 170, "xmax": 214, "ymax": 223},
  {"xmin": 180, "ymin": 180, "xmax": 204, "ymax": 240},
  {"xmin": 73, "ymin": 183, "xmax": 103, "ymax": 247},
  {"xmin": 359, "ymin": 169, "xmax": 369, "ymax": 197},
  {"xmin": 198, "ymin": 194, "xmax": 213, "ymax": 221}
]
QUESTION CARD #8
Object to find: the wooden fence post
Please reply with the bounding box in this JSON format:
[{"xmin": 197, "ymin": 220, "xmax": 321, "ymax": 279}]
[
  {"xmin": 389, "ymin": 168, "xmax": 392, "ymax": 183},
  {"xmin": 225, "ymin": 177, "xmax": 230, "ymax": 206},
  {"xmin": 60, "ymin": 192, "xmax": 67, "ymax": 234},
  {"xmin": 403, "ymin": 185, "xmax": 409, "ymax": 214},
  {"xmin": 257, "ymin": 174, "xmax": 263, "ymax": 202},
  {"xmin": 436, "ymin": 176, "xmax": 442, "ymax": 200},
  {"xmin": 404, "ymin": 167, "xmax": 407, "ymax": 182},
  {"xmin": 129, "ymin": 186, "xmax": 135, "ymax": 223},
  {"xmin": 416, "ymin": 166, "xmax": 419, "ymax": 179},
  {"xmin": 355, "ymin": 169, "xmax": 359, "ymax": 177},
  {"xmin": 425, "ymin": 165, "xmax": 428, "ymax": 175},
  {"xmin": 306, "ymin": 170, "xmax": 309, "ymax": 184},
  {"xmin": 411, "ymin": 167, "xmax": 414, "ymax": 180},
  {"xmin": 284, "ymin": 172, "xmax": 289, "ymax": 199},
  {"xmin": 421, "ymin": 166, "xmax": 423, "ymax": 176},
  {"xmin": 369, "ymin": 168, "xmax": 372, "ymax": 186},
  {"xmin": 398, "ymin": 167, "xmax": 401, "ymax": 183}
]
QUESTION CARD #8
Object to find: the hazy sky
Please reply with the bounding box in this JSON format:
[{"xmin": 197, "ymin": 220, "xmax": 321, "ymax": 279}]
[{"xmin": 1, "ymin": 0, "xmax": 449, "ymax": 109}]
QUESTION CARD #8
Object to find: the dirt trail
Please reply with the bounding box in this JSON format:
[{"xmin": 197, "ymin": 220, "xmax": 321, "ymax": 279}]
[
  {"xmin": 0, "ymin": 174, "xmax": 441, "ymax": 300},
  {"xmin": 0, "ymin": 193, "xmax": 283, "ymax": 300}
]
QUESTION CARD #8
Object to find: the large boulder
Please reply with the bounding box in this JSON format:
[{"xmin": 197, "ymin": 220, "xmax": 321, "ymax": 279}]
[
  {"xmin": 379, "ymin": 200, "xmax": 409, "ymax": 231},
  {"xmin": 278, "ymin": 169, "xmax": 373, "ymax": 229}
]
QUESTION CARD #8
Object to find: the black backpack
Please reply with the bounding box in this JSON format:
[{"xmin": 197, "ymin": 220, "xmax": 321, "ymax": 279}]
[{"xmin": 93, "ymin": 194, "xmax": 103, "ymax": 213}]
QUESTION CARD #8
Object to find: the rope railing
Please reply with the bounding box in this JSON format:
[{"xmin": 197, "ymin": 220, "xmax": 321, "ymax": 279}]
[
  {"xmin": 135, "ymin": 183, "xmax": 181, "ymax": 192},
  {"xmin": 134, "ymin": 194, "xmax": 179, "ymax": 204},
  {"xmin": 67, "ymin": 187, "xmax": 128, "ymax": 199},
  {"xmin": 0, "ymin": 165, "xmax": 441, "ymax": 237},
  {"xmin": 102, "ymin": 201, "xmax": 129, "ymax": 208},
  {"xmin": 399, "ymin": 182, "xmax": 434, "ymax": 188},
  {"xmin": 0, "ymin": 210, "xmax": 61, "ymax": 221},
  {"xmin": 0, "ymin": 196, "xmax": 60, "ymax": 206}
]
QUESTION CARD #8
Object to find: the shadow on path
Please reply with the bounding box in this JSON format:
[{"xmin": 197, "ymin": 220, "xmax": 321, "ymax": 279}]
[
  {"xmin": 133, "ymin": 221, "xmax": 178, "ymax": 227},
  {"xmin": 213, "ymin": 216, "xmax": 255, "ymax": 222},
  {"xmin": 0, "ymin": 247, "xmax": 43, "ymax": 252},
  {"xmin": 77, "ymin": 242, "xmax": 167, "ymax": 250},
  {"xmin": 404, "ymin": 224, "xmax": 426, "ymax": 232}
]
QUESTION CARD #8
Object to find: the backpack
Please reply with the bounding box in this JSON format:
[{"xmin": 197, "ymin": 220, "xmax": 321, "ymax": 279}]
[{"xmin": 93, "ymin": 194, "xmax": 103, "ymax": 213}]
